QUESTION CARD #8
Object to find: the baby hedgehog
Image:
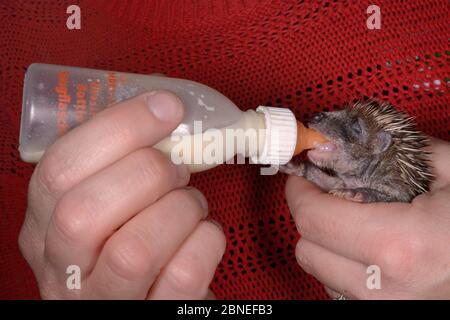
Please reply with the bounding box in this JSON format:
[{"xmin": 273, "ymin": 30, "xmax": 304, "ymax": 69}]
[{"xmin": 280, "ymin": 100, "xmax": 433, "ymax": 203}]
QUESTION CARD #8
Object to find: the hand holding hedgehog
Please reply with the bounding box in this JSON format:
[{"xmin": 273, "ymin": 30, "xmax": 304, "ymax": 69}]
[{"xmin": 284, "ymin": 102, "xmax": 450, "ymax": 299}]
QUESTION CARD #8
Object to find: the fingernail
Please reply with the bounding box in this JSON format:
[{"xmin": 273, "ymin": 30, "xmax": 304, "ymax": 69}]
[
  {"xmin": 208, "ymin": 219, "xmax": 223, "ymax": 231},
  {"xmin": 146, "ymin": 90, "xmax": 183, "ymax": 122},
  {"xmin": 175, "ymin": 163, "xmax": 190, "ymax": 181},
  {"xmin": 186, "ymin": 187, "xmax": 208, "ymax": 213}
]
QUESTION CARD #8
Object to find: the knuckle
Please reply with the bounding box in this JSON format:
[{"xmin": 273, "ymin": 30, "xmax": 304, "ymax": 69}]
[
  {"xmin": 51, "ymin": 194, "xmax": 94, "ymax": 244},
  {"xmin": 103, "ymin": 113, "xmax": 138, "ymax": 147},
  {"xmin": 295, "ymin": 241, "xmax": 313, "ymax": 273},
  {"xmin": 293, "ymin": 206, "xmax": 314, "ymax": 237},
  {"xmin": 168, "ymin": 189, "xmax": 206, "ymax": 217},
  {"xmin": 375, "ymin": 234, "xmax": 424, "ymax": 281},
  {"xmin": 106, "ymin": 234, "xmax": 155, "ymax": 281},
  {"xmin": 289, "ymin": 198, "xmax": 314, "ymax": 234},
  {"xmin": 37, "ymin": 150, "xmax": 74, "ymax": 196},
  {"xmin": 164, "ymin": 254, "xmax": 206, "ymax": 296},
  {"xmin": 294, "ymin": 215, "xmax": 306, "ymax": 235}
]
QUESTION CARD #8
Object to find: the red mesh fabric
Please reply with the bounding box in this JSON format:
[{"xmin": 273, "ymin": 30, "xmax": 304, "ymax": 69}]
[{"xmin": 0, "ymin": 0, "xmax": 449, "ymax": 299}]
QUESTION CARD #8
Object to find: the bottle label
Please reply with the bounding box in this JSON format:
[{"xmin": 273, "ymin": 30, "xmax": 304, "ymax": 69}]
[{"xmin": 52, "ymin": 69, "xmax": 130, "ymax": 136}]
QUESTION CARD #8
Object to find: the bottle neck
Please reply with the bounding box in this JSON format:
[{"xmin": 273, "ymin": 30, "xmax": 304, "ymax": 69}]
[{"xmin": 251, "ymin": 106, "xmax": 298, "ymax": 165}]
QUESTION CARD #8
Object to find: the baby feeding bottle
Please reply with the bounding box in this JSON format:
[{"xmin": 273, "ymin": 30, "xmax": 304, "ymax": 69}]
[{"xmin": 19, "ymin": 63, "xmax": 326, "ymax": 172}]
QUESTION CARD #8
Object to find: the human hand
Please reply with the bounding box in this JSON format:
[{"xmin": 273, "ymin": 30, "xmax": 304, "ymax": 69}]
[
  {"xmin": 19, "ymin": 90, "xmax": 226, "ymax": 299},
  {"xmin": 285, "ymin": 138, "xmax": 450, "ymax": 299}
]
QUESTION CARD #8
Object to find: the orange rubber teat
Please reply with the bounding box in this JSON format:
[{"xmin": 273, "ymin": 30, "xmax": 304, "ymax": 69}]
[{"xmin": 294, "ymin": 121, "xmax": 328, "ymax": 155}]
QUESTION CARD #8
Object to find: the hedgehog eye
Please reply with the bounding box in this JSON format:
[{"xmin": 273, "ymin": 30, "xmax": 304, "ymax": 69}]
[{"xmin": 350, "ymin": 119, "xmax": 362, "ymax": 136}]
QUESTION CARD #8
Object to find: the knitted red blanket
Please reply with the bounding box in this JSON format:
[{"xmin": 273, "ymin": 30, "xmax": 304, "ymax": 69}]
[{"xmin": 0, "ymin": 0, "xmax": 448, "ymax": 299}]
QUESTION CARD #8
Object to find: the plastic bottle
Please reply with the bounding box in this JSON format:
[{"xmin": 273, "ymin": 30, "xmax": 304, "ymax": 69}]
[{"xmin": 19, "ymin": 63, "xmax": 327, "ymax": 172}]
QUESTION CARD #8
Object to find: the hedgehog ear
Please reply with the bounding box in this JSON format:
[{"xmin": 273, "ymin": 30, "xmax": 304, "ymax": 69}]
[{"xmin": 374, "ymin": 130, "xmax": 392, "ymax": 153}]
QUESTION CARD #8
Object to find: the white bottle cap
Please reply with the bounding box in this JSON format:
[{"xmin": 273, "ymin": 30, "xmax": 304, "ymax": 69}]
[{"xmin": 252, "ymin": 106, "xmax": 298, "ymax": 165}]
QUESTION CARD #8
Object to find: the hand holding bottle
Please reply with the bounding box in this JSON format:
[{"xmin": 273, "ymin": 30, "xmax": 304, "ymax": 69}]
[{"xmin": 18, "ymin": 90, "xmax": 226, "ymax": 299}]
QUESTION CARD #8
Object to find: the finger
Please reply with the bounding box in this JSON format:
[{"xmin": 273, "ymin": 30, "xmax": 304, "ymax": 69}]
[
  {"xmin": 44, "ymin": 147, "xmax": 190, "ymax": 272},
  {"xmin": 285, "ymin": 176, "xmax": 411, "ymax": 264},
  {"xmin": 30, "ymin": 90, "xmax": 184, "ymax": 227},
  {"xmin": 296, "ymin": 239, "xmax": 386, "ymax": 300},
  {"xmin": 84, "ymin": 187, "xmax": 208, "ymax": 299},
  {"xmin": 148, "ymin": 221, "xmax": 226, "ymax": 300},
  {"xmin": 427, "ymin": 137, "xmax": 450, "ymax": 190}
]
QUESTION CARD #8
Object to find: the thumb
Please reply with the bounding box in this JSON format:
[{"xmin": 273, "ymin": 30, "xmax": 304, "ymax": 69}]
[{"xmin": 140, "ymin": 90, "xmax": 185, "ymax": 136}]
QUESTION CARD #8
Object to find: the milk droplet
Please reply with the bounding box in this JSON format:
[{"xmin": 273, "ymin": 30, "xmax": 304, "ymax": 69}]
[{"xmin": 197, "ymin": 97, "xmax": 215, "ymax": 111}]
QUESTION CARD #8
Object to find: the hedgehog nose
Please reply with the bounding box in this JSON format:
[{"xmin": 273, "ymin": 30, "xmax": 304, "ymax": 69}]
[{"xmin": 311, "ymin": 112, "xmax": 326, "ymax": 124}]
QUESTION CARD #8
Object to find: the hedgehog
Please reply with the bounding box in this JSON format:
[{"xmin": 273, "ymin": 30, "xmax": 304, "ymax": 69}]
[{"xmin": 280, "ymin": 100, "xmax": 433, "ymax": 203}]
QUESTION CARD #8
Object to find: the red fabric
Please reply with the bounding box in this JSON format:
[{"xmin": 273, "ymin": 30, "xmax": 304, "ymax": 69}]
[{"xmin": 0, "ymin": 0, "xmax": 449, "ymax": 299}]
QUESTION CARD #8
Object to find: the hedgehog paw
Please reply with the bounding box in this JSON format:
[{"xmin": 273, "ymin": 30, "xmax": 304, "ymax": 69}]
[
  {"xmin": 329, "ymin": 189, "xmax": 364, "ymax": 202},
  {"xmin": 279, "ymin": 161, "xmax": 305, "ymax": 176}
]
